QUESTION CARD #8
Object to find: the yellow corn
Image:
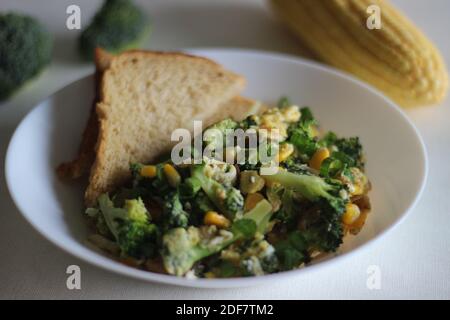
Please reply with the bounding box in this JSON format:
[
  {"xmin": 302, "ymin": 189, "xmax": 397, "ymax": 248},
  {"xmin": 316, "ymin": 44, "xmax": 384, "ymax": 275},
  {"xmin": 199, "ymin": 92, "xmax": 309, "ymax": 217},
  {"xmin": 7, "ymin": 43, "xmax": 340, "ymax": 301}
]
[
  {"xmin": 277, "ymin": 143, "xmax": 294, "ymax": 163},
  {"xmin": 342, "ymin": 203, "xmax": 361, "ymax": 225},
  {"xmin": 163, "ymin": 164, "xmax": 181, "ymax": 187},
  {"xmin": 270, "ymin": 0, "xmax": 449, "ymax": 107},
  {"xmin": 244, "ymin": 192, "xmax": 265, "ymax": 212},
  {"xmin": 309, "ymin": 147, "xmax": 330, "ymax": 170},
  {"xmin": 204, "ymin": 211, "xmax": 231, "ymax": 228},
  {"xmin": 140, "ymin": 165, "xmax": 157, "ymax": 178}
]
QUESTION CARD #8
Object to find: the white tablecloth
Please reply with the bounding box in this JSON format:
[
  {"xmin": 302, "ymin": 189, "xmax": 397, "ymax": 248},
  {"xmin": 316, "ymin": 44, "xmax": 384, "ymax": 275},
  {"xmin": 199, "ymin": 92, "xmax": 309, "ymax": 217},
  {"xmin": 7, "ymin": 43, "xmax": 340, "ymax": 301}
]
[{"xmin": 1, "ymin": 0, "xmax": 449, "ymax": 299}]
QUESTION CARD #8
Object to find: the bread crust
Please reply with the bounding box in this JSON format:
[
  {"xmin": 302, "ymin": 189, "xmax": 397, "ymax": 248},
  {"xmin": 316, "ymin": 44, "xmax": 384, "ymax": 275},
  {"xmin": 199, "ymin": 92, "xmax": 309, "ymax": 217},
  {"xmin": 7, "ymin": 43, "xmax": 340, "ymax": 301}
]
[{"xmin": 83, "ymin": 49, "xmax": 249, "ymax": 206}]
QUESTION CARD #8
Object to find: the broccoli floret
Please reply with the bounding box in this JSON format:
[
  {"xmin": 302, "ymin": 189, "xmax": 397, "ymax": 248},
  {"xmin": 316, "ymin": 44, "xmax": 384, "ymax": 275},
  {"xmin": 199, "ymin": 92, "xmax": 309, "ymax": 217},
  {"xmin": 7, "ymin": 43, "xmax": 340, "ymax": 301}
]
[
  {"xmin": 240, "ymin": 238, "xmax": 279, "ymax": 276},
  {"xmin": 161, "ymin": 199, "xmax": 273, "ymax": 276},
  {"xmin": 274, "ymin": 189, "xmax": 298, "ymax": 226},
  {"xmin": 191, "ymin": 164, "xmax": 244, "ymax": 219},
  {"xmin": 300, "ymin": 199, "xmax": 345, "ymax": 252},
  {"xmin": 161, "ymin": 226, "xmax": 232, "ymax": 276},
  {"xmin": 288, "ymin": 107, "xmax": 319, "ymax": 157},
  {"xmin": 319, "ymin": 132, "xmax": 364, "ymax": 169},
  {"xmin": 274, "ymin": 231, "xmax": 309, "ymax": 270},
  {"xmin": 117, "ymin": 220, "xmax": 159, "ymax": 258},
  {"xmin": 263, "ymin": 170, "xmax": 345, "ymax": 213},
  {"xmin": 334, "ymin": 137, "xmax": 364, "ymax": 168},
  {"xmin": 0, "ymin": 13, "xmax": 52, "ymax": 101},
  {"xmin": 162, "ymin": 191, "xmax": 189, "ymax": 229},
  {"xmin": 96, "ymin": 194, "xmax": 159, "ymax": 259},
  {"xmin": 79, "ymin": 0, "xmax": 150, "ymax": 60},
  {"xmin": 264, "ymin": 170, "xmax": 346, "ymax": 253}
]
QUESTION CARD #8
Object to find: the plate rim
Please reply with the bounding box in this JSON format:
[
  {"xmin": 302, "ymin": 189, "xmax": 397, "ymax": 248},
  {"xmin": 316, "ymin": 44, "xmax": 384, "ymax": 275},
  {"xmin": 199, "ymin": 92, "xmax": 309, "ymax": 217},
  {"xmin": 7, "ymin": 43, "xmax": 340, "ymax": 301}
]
[{"xmin": 5, "ymin": 48, "xmax": 428, "ymax": 288}]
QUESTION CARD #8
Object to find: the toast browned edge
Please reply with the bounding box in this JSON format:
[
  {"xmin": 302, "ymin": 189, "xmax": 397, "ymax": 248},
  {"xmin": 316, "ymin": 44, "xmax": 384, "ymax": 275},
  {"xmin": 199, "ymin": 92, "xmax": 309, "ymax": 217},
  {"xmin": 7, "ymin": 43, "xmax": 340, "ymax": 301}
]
[{"xmin": 56, "ymin": 48, "xmax": 112, "ymax": 179}]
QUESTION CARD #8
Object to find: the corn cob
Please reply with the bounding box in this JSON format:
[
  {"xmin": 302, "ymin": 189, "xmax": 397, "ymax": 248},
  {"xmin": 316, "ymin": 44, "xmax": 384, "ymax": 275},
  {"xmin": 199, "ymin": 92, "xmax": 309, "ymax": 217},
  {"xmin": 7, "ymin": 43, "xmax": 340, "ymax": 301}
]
[{"xmin": 270, "ymin": 0, "xmax": 448, "ymax": 107}]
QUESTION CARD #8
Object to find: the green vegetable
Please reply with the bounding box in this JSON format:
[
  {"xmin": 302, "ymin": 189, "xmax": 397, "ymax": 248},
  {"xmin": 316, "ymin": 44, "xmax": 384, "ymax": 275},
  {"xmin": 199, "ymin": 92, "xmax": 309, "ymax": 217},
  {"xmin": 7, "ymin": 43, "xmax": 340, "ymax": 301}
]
[
  {"xmin": 239, "ymin": 115, "xmax": 259, "ymax": 130},
  {"xmin": 231, "ymin": 219, "xmax": 257, "ymax": 239},
  {"xmin": 192, "ymin": 164, "xmax": 244, "ymax": 219},
  {"xmin": 274, "ymin": 231, "xmax": 308, "ymax": 270},
  {"xmin": 162, "ymin": 191, "xmax": 189, "ymax": 230},
  {"xmin": 263, "ymin": 170, "xmax": 345, "ymax": 212},
  {"xmin": 300, "ymin": 199, "xmax": 345, "ymax": 252},
  {"xmin": 0, "ymin": 13, "xmax": 53, "ymax": 101},
  {"xmin": 319, "ymin": 133, "xmax": 364, "ymax": 169},
  {"xmin": 179, "ymin": 177, "xmax": 202, "ymax": 199},
  {"xmin": 264, "ymin": 171, "xmax": 346, "ymax": 253},
  {"xmin": 161, "ymin": 199, "xmax": 273, "ymax": 276},
  {"xmin": 79, "ymin": 0, "xmax": 150, "ymax": 60},
  {"xmin": 277, "ymin": 96, "xmax": 291, "ymax": 108},
  {"xmin": 288, "ymin": 107, "xmax": 319, "ymax": 157},
  {"xmin": 274, "ymin": 189, "xmax": 298, "ymax": 226},
  {"xmin": 96, "ymin": 194, "xmax": 159, "ymax": 259},
  {"xmin": 240, "ymin": 237, "xmax": 279, "ymax": 276}
]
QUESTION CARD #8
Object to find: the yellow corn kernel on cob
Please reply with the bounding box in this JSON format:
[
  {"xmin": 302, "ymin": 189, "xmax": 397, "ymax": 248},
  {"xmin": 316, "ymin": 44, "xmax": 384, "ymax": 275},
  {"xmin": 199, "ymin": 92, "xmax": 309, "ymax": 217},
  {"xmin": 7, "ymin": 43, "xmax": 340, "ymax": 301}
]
[{"xmin": 270, "ymin": 0, "xmax": 448, "ymax": 107}]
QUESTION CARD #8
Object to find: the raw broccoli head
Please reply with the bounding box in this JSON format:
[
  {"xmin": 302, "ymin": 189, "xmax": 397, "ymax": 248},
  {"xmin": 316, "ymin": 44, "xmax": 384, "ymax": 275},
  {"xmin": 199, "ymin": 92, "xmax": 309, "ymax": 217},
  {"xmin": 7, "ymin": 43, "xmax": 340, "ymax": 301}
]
[
  {"xmin": 79, "ymin": 0, "xmax": 150, "ymax": 60},
  {"xmin": 191, "ymin": 164, "xmax": 244, "ymax": 219},
  {"xmin": 0, "ymin": 13, "xmax": 52, "ymax": 101}
]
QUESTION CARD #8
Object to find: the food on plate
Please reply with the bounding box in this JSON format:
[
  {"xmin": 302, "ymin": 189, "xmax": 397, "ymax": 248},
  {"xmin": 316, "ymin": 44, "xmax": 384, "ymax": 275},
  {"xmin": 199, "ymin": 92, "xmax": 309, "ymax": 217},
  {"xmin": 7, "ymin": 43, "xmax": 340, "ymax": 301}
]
[
  {"xmin": 82, "ymin": 97, "xmax": 371, "ymax": 277},
  {"xmin": 0, "ymin": 13, "xmax": 53, "ymax": 101},
  {"xmin": 58, "ymin": 49, "xmax": 370, "ymax": 278},
  {"xmin": 79, "ymin": 0, "xmax": 151, "ymax": 60},
  {"xmin": 270, "ymin": 0, "xmax": 449, "ymax": 107}
]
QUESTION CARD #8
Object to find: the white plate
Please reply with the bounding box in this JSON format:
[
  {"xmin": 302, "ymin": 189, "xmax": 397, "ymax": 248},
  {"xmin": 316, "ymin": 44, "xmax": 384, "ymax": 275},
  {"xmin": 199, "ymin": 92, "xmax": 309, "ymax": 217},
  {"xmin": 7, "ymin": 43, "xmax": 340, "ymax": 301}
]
[{"xmin": 5, "ymin": 49, "xmax": 427, "ymax": 288}]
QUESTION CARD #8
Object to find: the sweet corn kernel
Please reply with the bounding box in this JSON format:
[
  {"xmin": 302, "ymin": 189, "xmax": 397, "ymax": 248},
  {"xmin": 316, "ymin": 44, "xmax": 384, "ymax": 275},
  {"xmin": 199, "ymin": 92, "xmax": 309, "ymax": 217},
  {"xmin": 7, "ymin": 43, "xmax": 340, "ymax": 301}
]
[
  {"xmin": 277, "ymin": 143, "xmax": 294, "ymax": 163},
  {"xmin": 204, "ymin": 211, "xmax": 230, "ymax": 228},
  {"xmin": 309, "ymin": 147, "xmax": 330, "ymax": 170},
  {"xmin": 163, "ymin": 164, "xmax": 181, "ymax": 187},
  {"xmin": 342, "ymin": 203, "xmax": 361, "ymax": 225},
  {"xmin": 244, "ymin": 192, "xmax": 265, "ymax": 211},
  {"xmin": 140, "ymin": 165, "xmax": 157, "ymax": 178}
]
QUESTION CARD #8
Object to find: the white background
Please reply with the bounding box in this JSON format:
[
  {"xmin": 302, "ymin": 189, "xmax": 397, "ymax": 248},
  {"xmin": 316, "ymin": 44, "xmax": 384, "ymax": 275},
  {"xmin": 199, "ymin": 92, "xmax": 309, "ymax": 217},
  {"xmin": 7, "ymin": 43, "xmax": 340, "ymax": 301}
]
[{"xmin": 0, "ymin": 0, "xmax": 449, "ymax": 299}]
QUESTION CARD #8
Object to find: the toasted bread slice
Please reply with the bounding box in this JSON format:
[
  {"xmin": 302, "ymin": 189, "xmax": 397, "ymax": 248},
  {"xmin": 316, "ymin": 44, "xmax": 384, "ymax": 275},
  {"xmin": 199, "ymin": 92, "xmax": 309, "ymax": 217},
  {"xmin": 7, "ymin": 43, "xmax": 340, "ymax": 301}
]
[
  {"xmin": 56, "ymin": 49, "xmax": 113, "ymax": 180},
  {"xmin": 84, "ymin": 50, "xmax": 248, "ymax": 205}
]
